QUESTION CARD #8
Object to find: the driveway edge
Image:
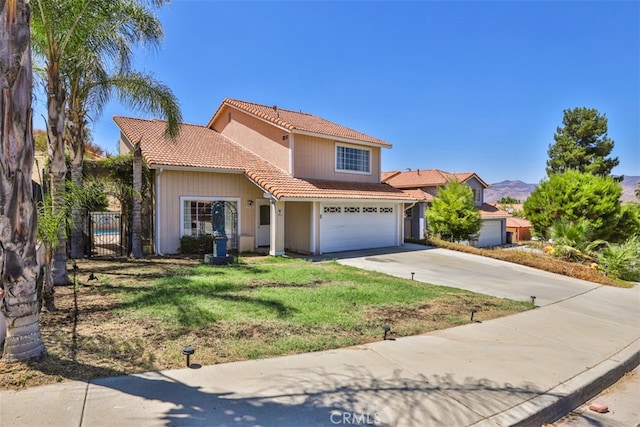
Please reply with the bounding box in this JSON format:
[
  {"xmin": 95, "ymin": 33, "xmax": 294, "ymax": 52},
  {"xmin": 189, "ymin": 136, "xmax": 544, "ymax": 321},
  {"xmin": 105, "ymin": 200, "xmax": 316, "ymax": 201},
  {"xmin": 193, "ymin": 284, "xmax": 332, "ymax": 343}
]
[{"xmin": 474, "ymin": 338, "xmax": 640, "ymax": 427}]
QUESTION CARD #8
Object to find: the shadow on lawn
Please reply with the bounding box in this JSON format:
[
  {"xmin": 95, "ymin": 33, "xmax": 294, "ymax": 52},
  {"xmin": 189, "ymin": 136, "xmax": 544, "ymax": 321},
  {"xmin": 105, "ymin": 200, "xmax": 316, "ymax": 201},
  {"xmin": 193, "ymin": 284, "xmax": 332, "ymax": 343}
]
[
  {"xmin": 93, "ymin": 276, "xmax": 298, "ymax": 321},
  {"xmin": 85, "ymin": 363, "xmax": 555, "ymax": 427},
  {"xmin": 71, "ymin": 259, "xmax": 271, "ymax": 286}
]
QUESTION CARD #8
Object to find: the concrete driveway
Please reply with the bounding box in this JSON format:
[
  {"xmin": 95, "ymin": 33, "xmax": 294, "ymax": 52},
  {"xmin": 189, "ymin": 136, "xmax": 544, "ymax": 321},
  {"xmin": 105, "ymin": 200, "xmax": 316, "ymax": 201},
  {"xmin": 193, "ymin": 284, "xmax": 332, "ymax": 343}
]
[{"xmin": 330, "ymin": 243, "xmax": 601, "ymax": 306}]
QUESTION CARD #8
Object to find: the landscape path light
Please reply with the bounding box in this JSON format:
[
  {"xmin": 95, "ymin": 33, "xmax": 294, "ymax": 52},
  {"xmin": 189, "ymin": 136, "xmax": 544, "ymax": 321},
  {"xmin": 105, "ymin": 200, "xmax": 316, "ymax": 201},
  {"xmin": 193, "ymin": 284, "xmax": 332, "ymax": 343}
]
[
  {"xmin": 382, "ymin": 324, "xmax": 391, "ymax": 340},
  {"xmin": 182, "ymin": 346, "xmax": 195, "ymax": 367}
]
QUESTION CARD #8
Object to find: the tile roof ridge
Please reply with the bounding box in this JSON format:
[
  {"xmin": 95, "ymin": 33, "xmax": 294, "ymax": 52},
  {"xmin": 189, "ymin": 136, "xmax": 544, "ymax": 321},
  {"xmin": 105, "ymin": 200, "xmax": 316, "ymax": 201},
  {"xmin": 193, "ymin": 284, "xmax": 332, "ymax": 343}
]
[
  {"xmin": 226, "ymin": 98, "xmax": 314, "ymax": 117},
  {"xmin": 224, "ymin": 98, "xmax": 296, "ymax": 130},
  {"xmin": 113, "ymin": 115, "xmax": 207, "ymax": 130}
]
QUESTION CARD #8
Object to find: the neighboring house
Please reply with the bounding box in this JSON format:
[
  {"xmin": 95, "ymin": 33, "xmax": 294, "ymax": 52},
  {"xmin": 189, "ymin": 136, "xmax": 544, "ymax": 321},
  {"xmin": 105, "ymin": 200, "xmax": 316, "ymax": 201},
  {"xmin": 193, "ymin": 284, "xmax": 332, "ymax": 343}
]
[
  {"xmin": 492, "ymin": 203, "xmax": 532, "ymax": 242},
  {"xmin": 114, "ymin": 98, "xmax": 414, "ymax": 256},
  {"xmin": 382, "ymin": 169, "xmax": 510, "ymax": 247},
  {"xmin": 506, "ymin": 217, "xmax": 532, "ymax": 242}
]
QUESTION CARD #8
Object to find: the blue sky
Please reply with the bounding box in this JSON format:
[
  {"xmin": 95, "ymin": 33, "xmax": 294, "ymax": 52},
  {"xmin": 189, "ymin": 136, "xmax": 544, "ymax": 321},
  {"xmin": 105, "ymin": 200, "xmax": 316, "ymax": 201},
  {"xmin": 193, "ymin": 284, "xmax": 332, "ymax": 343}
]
[{"xmin": 34, "ymin": 0, "xmax": 639, "ymax": 184}]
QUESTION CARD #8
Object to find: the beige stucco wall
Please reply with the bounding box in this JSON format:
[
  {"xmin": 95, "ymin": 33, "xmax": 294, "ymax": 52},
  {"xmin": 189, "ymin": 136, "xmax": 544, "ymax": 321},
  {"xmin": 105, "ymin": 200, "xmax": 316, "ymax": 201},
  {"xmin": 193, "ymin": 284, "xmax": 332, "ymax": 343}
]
[
  {"xmin": 211, "ymin": 107, "xmax": 291, "ymax": 172},
  {"xmin": 284, "ymin": 201, "xmax": 311, "ymax": 254},
  {"xmin": 292, "ymin": 134, "xmax": 381, "ymax": 183},
  {"xmin": 155, "ymin": 169, "xmax": 265, "ymax": 254}
]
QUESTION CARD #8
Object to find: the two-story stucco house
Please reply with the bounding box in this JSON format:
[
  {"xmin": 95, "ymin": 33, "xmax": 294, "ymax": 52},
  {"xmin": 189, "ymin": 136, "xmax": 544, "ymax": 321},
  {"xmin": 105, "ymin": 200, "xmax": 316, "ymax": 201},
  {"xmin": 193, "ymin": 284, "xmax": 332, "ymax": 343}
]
[
  {"xmin": 114, "ymin": 98, "xmax": 414, "ymax": 256},
  {"xmin": 382, "ymin": 169, "xmax": 510, "ymax": 247}
]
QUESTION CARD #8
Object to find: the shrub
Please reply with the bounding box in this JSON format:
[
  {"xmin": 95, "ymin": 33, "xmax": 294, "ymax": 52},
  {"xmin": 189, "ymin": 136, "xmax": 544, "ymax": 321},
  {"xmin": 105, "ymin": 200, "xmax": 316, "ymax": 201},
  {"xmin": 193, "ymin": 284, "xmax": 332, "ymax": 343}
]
[
  {"xmin": 548, "ymin": 219, "xmax": 606, "ymax": 262},
  {"xmin": 597, "ymin": 236, "xmax": 640, "ymax": 281},
  {"xmin": 179, "ymin": 235, "xmax": 213, "ymax": 255}
]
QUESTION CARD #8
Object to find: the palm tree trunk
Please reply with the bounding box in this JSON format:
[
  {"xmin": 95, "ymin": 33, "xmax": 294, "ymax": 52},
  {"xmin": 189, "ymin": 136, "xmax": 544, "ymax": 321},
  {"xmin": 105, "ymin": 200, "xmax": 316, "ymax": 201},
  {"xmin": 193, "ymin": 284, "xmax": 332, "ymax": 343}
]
[
  {"xmin": 0, "ymin": 0, "xmax": 46, "ymax": 361},
  {"xmin": 131, "ymin": 142, "xmax": 143, "ymax": 258},
  {"xmin": 68, "ymin": 106, "xmax": 86, "ymax": 260},
  {"xmin": 47, "ymin": 61, "xmax": 68, "ymax": 287}
]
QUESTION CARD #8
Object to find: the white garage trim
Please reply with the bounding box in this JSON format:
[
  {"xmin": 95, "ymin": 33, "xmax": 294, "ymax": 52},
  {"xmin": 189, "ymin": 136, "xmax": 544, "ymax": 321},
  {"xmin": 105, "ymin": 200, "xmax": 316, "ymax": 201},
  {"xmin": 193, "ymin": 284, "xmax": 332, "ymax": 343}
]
[{"xmin": 319, "ymin": 202, "xmax": 398, "ymax": 253}]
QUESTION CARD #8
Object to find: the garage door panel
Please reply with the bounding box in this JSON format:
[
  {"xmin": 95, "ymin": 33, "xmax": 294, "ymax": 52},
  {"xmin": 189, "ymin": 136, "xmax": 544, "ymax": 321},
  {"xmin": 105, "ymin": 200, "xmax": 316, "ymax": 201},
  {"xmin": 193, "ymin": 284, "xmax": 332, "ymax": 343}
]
[
  {"xmin": 320, "ymin": 204, "xmax": 396, "ymax": 253},
  {"xmin": 477, "ymin": 220, "xmax": 503, "ymax": 247}
]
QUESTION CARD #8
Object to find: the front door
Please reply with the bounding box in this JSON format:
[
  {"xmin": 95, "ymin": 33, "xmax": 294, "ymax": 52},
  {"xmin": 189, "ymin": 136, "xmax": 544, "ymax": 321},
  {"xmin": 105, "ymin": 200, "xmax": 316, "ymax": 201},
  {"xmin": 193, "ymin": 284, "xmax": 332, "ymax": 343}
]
[{"xmin": 257, "ymin": 200, "xmax": 271, "ymax": 247}]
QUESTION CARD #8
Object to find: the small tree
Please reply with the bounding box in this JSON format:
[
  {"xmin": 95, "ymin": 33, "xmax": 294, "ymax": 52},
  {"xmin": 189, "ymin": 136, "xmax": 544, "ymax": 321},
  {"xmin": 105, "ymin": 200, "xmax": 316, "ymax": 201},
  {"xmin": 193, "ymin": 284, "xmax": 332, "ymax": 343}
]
[
  {"xmin": 524, "ymin": 170, "xmax": 622, "ymax": 241},
  {"xmin": 546, "ymin": 107, "xmax": 619, "ymax": 178},
  {"xmin": 426, "ymin": 181, "xmax": 481, "ymax": 243},
  {"xmin": 36, "ymin": 179, "xmax": 107, "ymax": 311},
  {"xmin": 497, "ymin": 196, "xmax": 520, "ymax": 204}
]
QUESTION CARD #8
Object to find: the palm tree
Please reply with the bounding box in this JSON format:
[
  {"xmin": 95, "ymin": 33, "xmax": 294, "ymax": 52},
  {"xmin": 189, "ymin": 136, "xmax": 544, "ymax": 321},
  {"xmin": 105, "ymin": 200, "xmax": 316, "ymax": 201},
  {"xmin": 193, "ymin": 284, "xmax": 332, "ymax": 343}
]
[
  {"xmin": 31, "ymin": 0, "xmax": 90, "ymax": 286},
  {"xmin": 31, "ymin": 0, "xmax": 179, "ymax": 276},
  {"xmin": 549, "ymin": 219, "xmax": 607, "ymax": 262},
  {"xmin": 1, "ymin": 0, "xmax": 46, "ymax": 361},
  {"xmin": 64, "ymin": 0, "xmax": 179, "ymax": 258}
]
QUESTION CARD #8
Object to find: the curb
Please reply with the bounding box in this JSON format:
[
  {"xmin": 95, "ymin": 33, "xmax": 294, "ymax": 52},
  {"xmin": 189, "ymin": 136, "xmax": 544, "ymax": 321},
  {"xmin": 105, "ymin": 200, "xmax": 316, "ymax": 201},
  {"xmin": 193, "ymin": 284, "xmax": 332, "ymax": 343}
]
[{"xmin": 473, "ymin": 338, "xmax": 640, "ymax": 427}]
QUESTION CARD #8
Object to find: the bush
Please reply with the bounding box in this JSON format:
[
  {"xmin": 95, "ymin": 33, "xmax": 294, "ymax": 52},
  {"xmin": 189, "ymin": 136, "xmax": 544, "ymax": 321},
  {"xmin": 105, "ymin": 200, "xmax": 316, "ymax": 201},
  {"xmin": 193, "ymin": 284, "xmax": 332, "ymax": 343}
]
[
  {"xmin": 597, "ymin": 236, "xmax": 640, "ymax": 281},
  {"xmin": 548, "ymin": 219, "xmax": 606, "ymax": 262},
  {"xmin": 179, "ymin": 235, "xmax": 213, "ymax": 255}
]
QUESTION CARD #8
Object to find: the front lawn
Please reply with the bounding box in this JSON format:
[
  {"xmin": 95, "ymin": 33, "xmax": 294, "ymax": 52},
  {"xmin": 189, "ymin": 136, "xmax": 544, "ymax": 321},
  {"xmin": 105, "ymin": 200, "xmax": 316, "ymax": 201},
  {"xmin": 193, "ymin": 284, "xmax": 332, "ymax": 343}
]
[{"xmin": 0, "ymin": 255, "xmax": 531, "ymax": 389}]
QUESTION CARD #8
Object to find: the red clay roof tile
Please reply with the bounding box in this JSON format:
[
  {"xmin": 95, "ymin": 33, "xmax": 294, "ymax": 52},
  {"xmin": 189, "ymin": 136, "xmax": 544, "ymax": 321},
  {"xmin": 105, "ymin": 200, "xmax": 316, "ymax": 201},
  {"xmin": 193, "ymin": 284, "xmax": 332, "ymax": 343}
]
[
  {"xmin": 382, "ymin": 169, "xmax": 490, "ymax": 188},
  {"xmin": 208, "ymin": 98, "xmax": 391, "ymax": 148},
  {"xmin": 113, "ymin": 116, "xmax": 412, "ymax": 202}
]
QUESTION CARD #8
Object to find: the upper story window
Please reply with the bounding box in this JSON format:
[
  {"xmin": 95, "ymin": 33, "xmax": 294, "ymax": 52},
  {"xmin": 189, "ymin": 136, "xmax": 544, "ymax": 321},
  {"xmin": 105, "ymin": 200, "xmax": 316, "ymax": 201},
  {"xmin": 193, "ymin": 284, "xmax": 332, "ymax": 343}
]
[
  {"xmin": 336, "ymin": 144, "xmax": 371, "ymax": 174},
  {"xmin": 471, "ymin": 188, "xmax": 482, "ymax": 205}
]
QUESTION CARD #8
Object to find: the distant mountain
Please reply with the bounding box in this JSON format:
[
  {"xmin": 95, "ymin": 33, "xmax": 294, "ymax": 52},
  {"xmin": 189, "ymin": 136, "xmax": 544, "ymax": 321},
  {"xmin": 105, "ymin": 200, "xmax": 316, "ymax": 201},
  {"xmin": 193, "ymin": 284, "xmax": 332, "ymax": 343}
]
[
  {"xmin": 621, "ymin": 176, "xmax": 640, "ymax": 202},
  {"xmin": 484, "ymin": 180, "xmax": 537, "ymax": 204},
  {"xmin": 484, "ymin": 176, "xmax": 640, "ymax": 204}
]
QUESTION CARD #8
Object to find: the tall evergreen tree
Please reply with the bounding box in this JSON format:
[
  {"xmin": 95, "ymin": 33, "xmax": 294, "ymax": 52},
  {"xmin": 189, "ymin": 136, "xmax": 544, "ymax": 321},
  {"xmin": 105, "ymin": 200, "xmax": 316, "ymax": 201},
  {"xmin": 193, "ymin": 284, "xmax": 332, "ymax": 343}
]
[{"xmin": 546, "ymin": 107, "xmax": 619, "ymax": 178}]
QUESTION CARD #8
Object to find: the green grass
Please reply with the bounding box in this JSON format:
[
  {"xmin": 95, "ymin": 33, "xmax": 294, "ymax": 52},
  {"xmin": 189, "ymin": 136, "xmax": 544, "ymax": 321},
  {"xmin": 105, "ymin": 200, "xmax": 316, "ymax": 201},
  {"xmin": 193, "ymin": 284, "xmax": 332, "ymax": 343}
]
[
  {"xmin": 2, "ymin": 256, "xmax": 533, "ymax": 389},
  {"xmin": 102, "ymin": 256, "xmax": 531, "ymax": 363},
  {"xmin": 115, "ymin": 258, "xmax": 465, "ymax": 326}
]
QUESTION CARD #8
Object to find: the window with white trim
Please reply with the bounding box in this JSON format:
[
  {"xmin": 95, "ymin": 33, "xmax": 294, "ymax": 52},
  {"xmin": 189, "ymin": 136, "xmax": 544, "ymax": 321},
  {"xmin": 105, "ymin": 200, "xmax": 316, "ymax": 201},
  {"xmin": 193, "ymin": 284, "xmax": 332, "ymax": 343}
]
[
  {"xmin": 336, "ymin": 144, "xmax": 371, "ymax": 173},
  {"xmin": 182, "ymin": 199, "xmax": 237, "ymax": 237}
]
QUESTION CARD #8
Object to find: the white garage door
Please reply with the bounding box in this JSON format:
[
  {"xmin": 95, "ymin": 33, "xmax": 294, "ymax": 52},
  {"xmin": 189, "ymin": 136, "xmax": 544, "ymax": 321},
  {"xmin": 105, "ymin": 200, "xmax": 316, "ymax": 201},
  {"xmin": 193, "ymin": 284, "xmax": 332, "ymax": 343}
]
[
  {"xmin": 476, "ymin": 219, "xmax": 504, "ymax": 247},
  {"xmin": 320, "ymin": 203, "xmax": 397, "ymax": 253}
]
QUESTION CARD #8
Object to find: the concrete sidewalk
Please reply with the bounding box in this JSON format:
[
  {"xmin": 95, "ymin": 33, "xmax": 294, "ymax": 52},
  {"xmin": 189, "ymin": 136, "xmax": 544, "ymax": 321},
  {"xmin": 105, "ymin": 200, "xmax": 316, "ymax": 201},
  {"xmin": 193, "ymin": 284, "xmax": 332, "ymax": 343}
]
[{"xmin": 1, "ymin": 247, "xmax": 638, "ymax": 426}]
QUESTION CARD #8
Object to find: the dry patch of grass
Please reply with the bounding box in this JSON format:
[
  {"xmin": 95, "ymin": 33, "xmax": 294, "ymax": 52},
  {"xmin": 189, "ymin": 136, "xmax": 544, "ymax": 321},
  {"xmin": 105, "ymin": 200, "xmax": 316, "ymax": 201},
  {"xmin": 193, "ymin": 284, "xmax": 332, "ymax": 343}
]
[{"xmin": 0, "ymin": 256, "xmax": 531, "ymax": 390}]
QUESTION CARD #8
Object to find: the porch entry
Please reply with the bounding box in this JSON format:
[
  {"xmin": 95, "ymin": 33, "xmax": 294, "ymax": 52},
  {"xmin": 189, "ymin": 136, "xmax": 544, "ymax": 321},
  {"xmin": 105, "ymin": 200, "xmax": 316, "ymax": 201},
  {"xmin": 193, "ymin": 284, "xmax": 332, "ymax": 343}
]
[{"xmin": 256, "ymin": 199, "xmax": 271, "ymax": 247}]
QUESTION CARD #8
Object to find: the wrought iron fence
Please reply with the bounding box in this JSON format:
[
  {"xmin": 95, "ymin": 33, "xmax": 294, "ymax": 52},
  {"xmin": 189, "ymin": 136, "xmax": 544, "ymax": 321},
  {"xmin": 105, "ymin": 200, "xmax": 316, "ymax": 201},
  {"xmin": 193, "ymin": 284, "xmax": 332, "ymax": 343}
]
[{"xmin": 88, "ymin": 211, "xmax": 124, "ymax": 257}]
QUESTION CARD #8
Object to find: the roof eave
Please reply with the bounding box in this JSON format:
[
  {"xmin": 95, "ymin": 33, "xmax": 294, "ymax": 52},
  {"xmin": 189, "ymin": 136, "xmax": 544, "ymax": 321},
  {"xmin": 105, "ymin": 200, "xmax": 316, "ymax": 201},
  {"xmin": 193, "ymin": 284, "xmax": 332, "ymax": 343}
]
[
  {"xmin": 147, "ymin": 164, "xmax": 246, "ymax": 174},
  {"xmin": 292, "ymin": 129, "xmax": 391, "ymax": 149}
]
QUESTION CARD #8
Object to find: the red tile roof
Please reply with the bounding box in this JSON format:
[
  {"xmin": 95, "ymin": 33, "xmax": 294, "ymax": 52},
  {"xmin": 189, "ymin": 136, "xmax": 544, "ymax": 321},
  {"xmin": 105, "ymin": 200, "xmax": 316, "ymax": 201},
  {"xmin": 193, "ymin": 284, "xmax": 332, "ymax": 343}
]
[
  {"xmin": 506, "ymin": 217, "xmax": 532, "ymax": 228},
  {"xmin": 477, "ymin": 203, "xmax": 511, "ymax": 219},
  {"xmin": 113, "ymin": 116, "xmax": 412, "ymax": 202},
  {"xmin": 208, "ymin": 98, "xmax": 392, "ymax": 148},
  {"xmin": 382, "ymin": 169, "xmax": 490, "ymax": 189},
  {"xmin": 401, "ymin": 188, "xmax": 435, "ymax": 202}
]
